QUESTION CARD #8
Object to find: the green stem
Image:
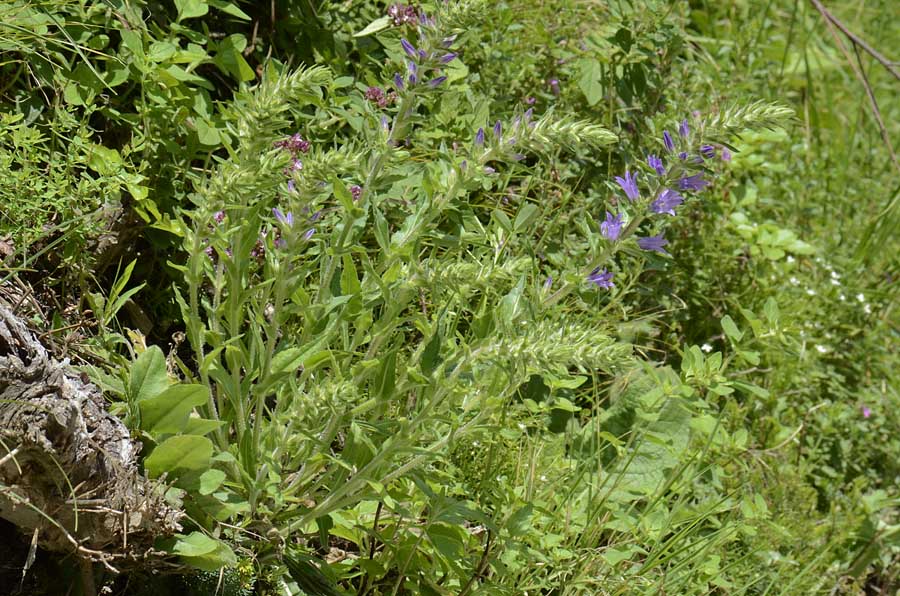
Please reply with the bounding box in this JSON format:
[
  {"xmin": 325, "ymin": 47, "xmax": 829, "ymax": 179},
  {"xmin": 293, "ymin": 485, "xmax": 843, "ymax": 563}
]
[{"xmin": 542, "ymin": 212, "xmax": 646, "ymax": 308}]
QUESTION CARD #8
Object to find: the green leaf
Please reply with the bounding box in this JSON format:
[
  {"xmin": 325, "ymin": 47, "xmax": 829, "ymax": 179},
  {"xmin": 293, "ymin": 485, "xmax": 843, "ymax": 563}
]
[
  {"xmin": 164, "ymin": 531, "xmax": 218, "ymax": 557},
  {"xmin": 87, "ymin": 145, "xmax": 123, "ymax": 176},
  {"xmin": 198, "ymin": 469, "xmax": 226, "ymax": 495},
  {"xmin": 354, "ymin": 16, "xmax": 391, "ymax": 37},
  {"xmin": 129, "ymin": 346, "xmax": 169, "ymax": 403},
  {"xmin": 162, "ymin": 532, "xmax": 237, "ymax": 571},
  {"xmin": 175, "ymin": 0, "xmax": 209, "ymax": 20},
  {"xmin": 514, "ymin": 203, "xmax": 540, "ymax": 232},
  {"xmin": 195, "ymin": 119, "xmax": 222, "ymax": 146},
  {"xmin": 420, "ymin": 329, "xmax": 442, "ymax": 374},
  {"xmin": 183, "ymin": 417, "xmax": 225, "ymax": 436},
  {"xmin": 720, "ymin": 314, "xmax": 743, "ymax": 342},
  {"xmin": 213, "ymin": 34, "xmax": 255, "ymax": 82},
  {"xmin": 147, "ymin": 40, "xmax": 177, "ymax": 63},
  {"xmin": 208, "ymin": 0, "xmax": 251, "ymax": 20},
  {"xmin": 139, "ymin": 384, "xmax": 208, "ymax": 435},
  {"xmin": 506, "ymin": 505, "xmax": 533, "ymax": 537},
  {"xmin": 145, "ymin": 435, "xmax": 213, "ymax": 479},
  {"xmin": 341, "ymin": 254, "xmax": 360, "ymax": 295},
  {"xmin": 578, "ymin": 58, "xmax": 604, "ymax": 106}
]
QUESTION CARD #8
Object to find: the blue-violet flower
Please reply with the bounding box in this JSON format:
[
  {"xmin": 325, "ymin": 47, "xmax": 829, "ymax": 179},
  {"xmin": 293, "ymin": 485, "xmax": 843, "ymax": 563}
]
[
  {"xmin": 615, "ymin": 170, "xmax": 640, "ymax": 202},
  {"xmin": 600, "ymin": 211, "xmax": 624, "ymax": 241},
  {"xmin": 679, "ymin": 173, "xmax": 708, "ymax": 191},
  {"xmin": 651, "ymin": 189, "xmax": 683, "ymax": 215},
  {"xmin": 647, "ymin": 154, "xmax": 665, "ymax": 176},
  {"xmin": 587, "ymin": 267, "xmax": 615, "ymax": 289},
  {"xmin": 637, "ymin": 234, "xmax": 669, "ymax": 254},
  {"xmin": 663, "ymin": 130, "xmax": 675, "ymax": 152}
]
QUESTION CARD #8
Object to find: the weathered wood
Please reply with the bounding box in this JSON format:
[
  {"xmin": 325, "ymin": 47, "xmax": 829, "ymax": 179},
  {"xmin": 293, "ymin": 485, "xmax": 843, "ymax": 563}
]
[{"xmin": 0, "ymin": 303, "xmax": 181, "ymax": 566}]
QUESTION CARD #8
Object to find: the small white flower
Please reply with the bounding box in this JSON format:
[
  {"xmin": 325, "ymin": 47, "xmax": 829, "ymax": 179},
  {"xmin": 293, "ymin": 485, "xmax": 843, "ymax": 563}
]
[
  {"xmin": 789, "ymin": 276, "xmax": 799, "ymax": 285},
  {"xmin": 864, "ymin": 303, "xmax": 872, "ymax": 315},
  {"xmin": 472, "ymin": 440, "xmax": 480, "ymax": 447},
  {"xmin": 806, "ymin": 288, "xmax": 816, "ymax": 296},
  {"xmin": 815, "ymin": 345, "xmax": 828, "ymax": 354},
  {"xmin": 786, "ymin": 255, "xmax": 795, "ymax": 263},
  {"xmin": 830, "ymin": 270, "xmax": 840, "ymax": 279},
  {"xmin": 831, "ymin": 278, "xmax": 841, "ymax": 286},
  {"xmin": 857, "ymin": 293, "xmax": 866, "ymax": 303},
  {"xmin": 701, "ymin": 343, "xmax": 713, "ymax": 353},
  {"xmin": 839, "ymin": 294, "xmax": 846, "ymax": 301},
  {"xmin": 540, "ymin": 475, "xmax": 548, "ymax": 482},
  {"xmin": 517, "ymin": 422, "xmax": 526, "ymax": 431}
]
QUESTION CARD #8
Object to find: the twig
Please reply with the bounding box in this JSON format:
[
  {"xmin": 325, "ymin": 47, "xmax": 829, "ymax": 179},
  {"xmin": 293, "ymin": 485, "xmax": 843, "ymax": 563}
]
[
  {"xmin": 809, "ymin": 0, "xmax": 900, "ymax": 173},
  {"xmin": 808, "ymin": 0, "xmax": 900, "ymax": 82},
  {"xmin": 457, "ymin": 530, "xmax": 493, "ymax": 596}
]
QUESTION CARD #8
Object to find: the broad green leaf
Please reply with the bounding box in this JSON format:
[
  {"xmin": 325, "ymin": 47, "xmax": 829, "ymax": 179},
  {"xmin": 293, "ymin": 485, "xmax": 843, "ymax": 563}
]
[
  {"xmin": 198, "ymin": 469, "xmax": 226, "ymax": 495},
  {"xmin": 139, "ymin": 384, "xmax": 208, "ymax": 435},
  {"xmin": 182, "ymin": 540, "xmax": 237, "ymax": 571},
  {"xmin": 164, "ymin": 531, "xmax": 218, "ymax": 557},
  {"xmin": 144, "ymin": 435, "xmax": 213, "ymax": 479},
  {"xmin": 129, "ymin": 346, "xmax": 169, "ymax": 403},
  {"xmin": 175, "ymin": 0, "xmax": 208, "ymax": 20},
  {"xmin": 147, "ymin": 40, "xmax": 177, "ymax": 63},
  {"xmin": 578, "ymin": 58, "xmax": 604, "ymax": 106},
  {"xmin": 208, "ymin": 0, "xmax": 251, "ymax": 20},
  {"xmin": 354, "ymin": 16, "xmax": 391, "ymax": 37}
]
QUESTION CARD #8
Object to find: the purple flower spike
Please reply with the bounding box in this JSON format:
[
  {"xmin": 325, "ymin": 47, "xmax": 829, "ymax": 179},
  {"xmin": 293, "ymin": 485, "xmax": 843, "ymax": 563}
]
[
  {"xmin": 721, "ymin": 147, "xmax": 732, "ymax": 162},
  {"xmin": 700, "ymin": 144, "xmax": 717, "ymax": 159},
  {"xmin": 525, "ymin": 96, "xmax": 536, "ymax": 105},
  {"xmin": 600, "ymin": 211, "xmax": 624, "ymax": 241},
  {"xmin": 483, "ymin": 166, "xmax": 496, "ymax": 175},
  {"xmin": 442, "ymin": 35, "xmax": 457, "ymax": 48},
  {"xmin": 678, "ymin": 118, "xmax": 690, "ymax": 138},
  {"xmin": 651, "ymin": 188, "xmax": 684, "ymax": 215},
  {"xmin": 587, "ymin": 267, "xmax": 614, "ymax": 290},
  {"xmin": 614, "ymin": 170, "xmax": 640, "ymax": 202},
  {"xmin": 213, "ymin": 210, "xmax": 225, "ymax": 224},
  {"xmin": 273, "ymin": 208, "xmax": 294, "ymax": 227},
  {"xmin": 549, "ymin": 78, "xmax": 560, "ymax": 96},
  {"xmin": 663, "ymin": 130, "xmax": 675, "ymax": 152},
  {"xmin": 647, "ymin": 154, "xmax": 665, "ymax": 176},
  {"xmin": 862, "ymin": 405, "xmax": 872, "ymax": 418},
  {"xmin": 350, "ymin": 185, "xmax": 363, "ymax": 200},
  {"xmin": 393, "ymin": 73, "xmax": 404, "ymax": 91},
  {"xmin": 637, "ymin": 234, "xmax": 669, "ymax": 254},
  {"xmin": 287, "ymin": 180, "xmax": 296, "ymax": 192},
  {"xmin": 493, "ymin": 120, "xmax": 502, "ymax": 140},
  {"xmin": 400, "ymin": 38, "xmax": 418, "ymax": 59},
  {"xmin": 678, "ymin": 151, "xmax": 688, "ymax": 160},
  {"xmin": 679, "ymin": 173, "xmax": 708, "ymax": 192},
  {"xmin": 303, "ymin": 229, "xmax": 315, "ymax": 241},
  {"xmin": 524, "ymin": 108, "xmax": 534, "ymax": 123},
  {"xmin": 428, "ymin": 75, "xmax": 447, "ymax": 88},
  {"xmin": 543, "ymin": 276, "xmax": 553, "ymax": 291},
  {"xmin": 439, "ymin": 53, "xmax": 457, "ymax": 64},
  {"xmin": 475, "ymin": 127, "xmax": 485, "ymax": 147}
]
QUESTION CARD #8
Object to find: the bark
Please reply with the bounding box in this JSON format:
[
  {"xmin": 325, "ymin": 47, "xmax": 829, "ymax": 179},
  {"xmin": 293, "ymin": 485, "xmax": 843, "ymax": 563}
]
[{"xmin": 0, "ymin": 303, "xmax": 181, "ymax": 568}]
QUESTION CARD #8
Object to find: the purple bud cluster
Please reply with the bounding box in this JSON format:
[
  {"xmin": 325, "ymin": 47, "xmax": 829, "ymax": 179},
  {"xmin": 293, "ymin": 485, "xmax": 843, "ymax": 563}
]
[
  {"xmin": 274, "ymin": 133, "xmax": 311, "ymax": 156},
  {"xmin": 387, "ymin": 3, "xmax": 419, "ymax": 27},
  {"xmin": 588, "ymin": 113, "xmax": 735, "ymax": 291},
  {"xmin": 365, "ymin": 86, "xmax": 396, "ymax": 108},
  {"xmin": 392, "ymin": 24, "xmax": 457, "ymax": 91}
]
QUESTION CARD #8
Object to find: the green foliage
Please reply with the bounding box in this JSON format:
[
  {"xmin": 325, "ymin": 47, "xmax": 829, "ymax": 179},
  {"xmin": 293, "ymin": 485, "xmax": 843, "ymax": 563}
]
[{"xmin": 2, "ymin": 0, "xmax": 897, "ymax": 594}]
